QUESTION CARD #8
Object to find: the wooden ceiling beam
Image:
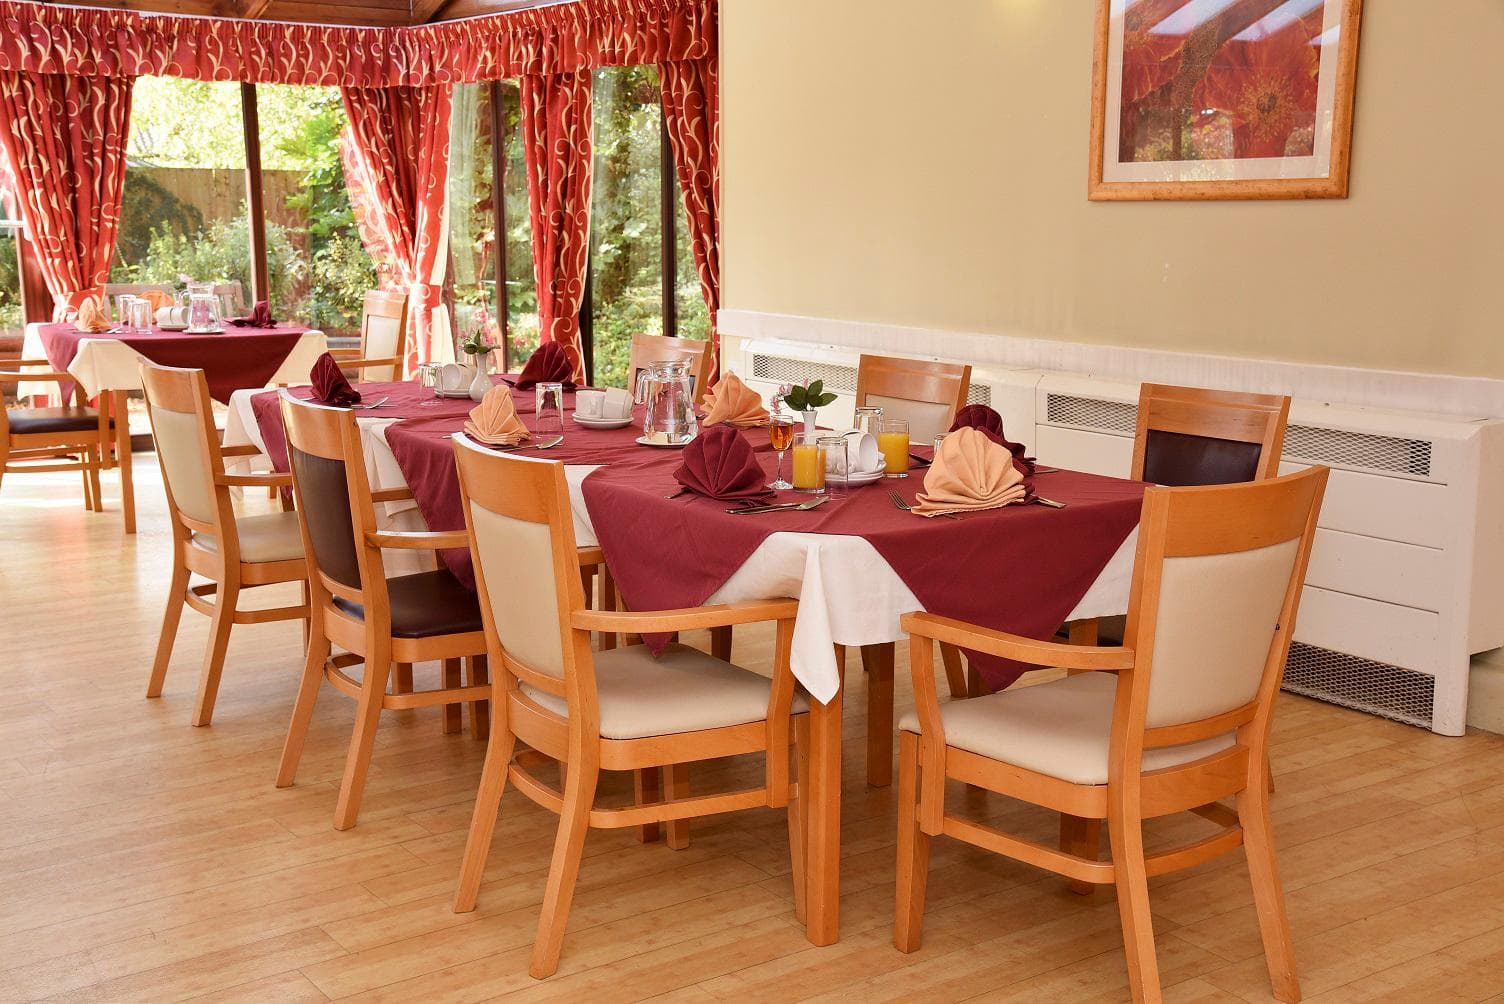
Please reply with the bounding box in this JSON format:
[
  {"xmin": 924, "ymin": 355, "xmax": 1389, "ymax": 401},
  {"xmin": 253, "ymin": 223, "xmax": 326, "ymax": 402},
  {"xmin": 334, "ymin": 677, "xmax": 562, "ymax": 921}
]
[
  {"xmin": 239, "ymin": 0, "xmax": 274, "ymax": 18},
  {"xmin": 409, "ymin": 0, "xmax": 451, "ymax": 25}
]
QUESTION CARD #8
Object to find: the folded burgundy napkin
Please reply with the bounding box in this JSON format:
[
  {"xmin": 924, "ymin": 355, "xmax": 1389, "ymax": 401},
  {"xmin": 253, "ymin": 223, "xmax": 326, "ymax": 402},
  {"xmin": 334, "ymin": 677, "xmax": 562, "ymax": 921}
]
[
  {"xmin": 310, "ymin": 351, "xmax": 361, "ymax": 407},
  {"xmin": 951, "ymin": 403, "xmax": 1036, "ymax": 480},
  {"xmin": 514, "ymin": 342, "xmax": 577, "ymax": 390},
  {"xmin": 672, "ymin": 423, "xmax": 774, "ymax": 503},
  {"xmin": 229, "ymin": 300, "xmax": 276, "ymax": 328}
]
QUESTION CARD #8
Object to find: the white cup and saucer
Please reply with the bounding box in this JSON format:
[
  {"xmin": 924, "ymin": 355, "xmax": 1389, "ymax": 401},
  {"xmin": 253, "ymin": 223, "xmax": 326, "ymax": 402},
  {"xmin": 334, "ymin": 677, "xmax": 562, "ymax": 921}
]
[{"xmin": 573, "ymin": 387, "xmax": 635, "ymax": 429}]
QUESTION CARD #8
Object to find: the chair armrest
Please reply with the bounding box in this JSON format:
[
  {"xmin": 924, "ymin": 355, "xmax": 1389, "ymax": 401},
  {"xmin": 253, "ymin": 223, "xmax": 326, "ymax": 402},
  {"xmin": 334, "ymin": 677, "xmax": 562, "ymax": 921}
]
[
  {"xmin": 219, "ymin": 443, "xmax": 264, "ymax": 458},
  {"xmin": 365, "ymin": 529, "xmax": 469, "ymax": 550},
  {"xmin": 370, "ymin": 486, "xmax": 414, "ymax": 503},
  {"xmin": 0, "ymin": 370, "xmax": 68, "ymax": 383},
  {"xmin": 328, "ymin": 347, "xmax": 361, "ymax": 360},
  {"xmin": 577, "ymin": 546, "xmax": 605, "ymax": 567},
  {"xmin": 217, "ymin": 472, "xmax": 291, "ymax": 488},
  {"xmin": 572, "ymin": 598, "xmax": 799, "ymax": 634},
  {"xmin": 900, "ymin": 612, "xmax": 1135, "ymax": 671}
]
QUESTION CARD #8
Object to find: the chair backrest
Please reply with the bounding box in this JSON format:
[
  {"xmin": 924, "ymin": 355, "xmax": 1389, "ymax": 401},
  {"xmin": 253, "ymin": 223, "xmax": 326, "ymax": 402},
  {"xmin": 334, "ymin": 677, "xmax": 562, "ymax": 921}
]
[
  {"xmin": 854, "ymin": 354, "xmax": 972, "ymax": 444},
  {"xmin": 1131, "ymin": 383, "xmax": 1289, "ymax": 487},
  {"xmin": 279, "ymin": 392, "xmax": 389, "ymax": 615},
  {"xmin": 139, "ymin": 362, "xmax": 233, "ymax": 542},
  {"xmin": 211, "ymin": 281, "xmax": 246, "ymax": 317},
  {"xmin": 361, "ymin": 290, "xmax": 408, "ymax": 382},
  {"xmin": 104, "ymin": 282, "xmax": 175, "ymax": 299},
  {"xmin": 627, "ymin": 334, "xmax": 712, "ymax": 406},
  {"xmin": 1117, "ymin": 466, "xmax": 1328, "ymax": 763},
  {"xmin": 453, "ymin": 436, "xmax": 598, "ymax": 724}
]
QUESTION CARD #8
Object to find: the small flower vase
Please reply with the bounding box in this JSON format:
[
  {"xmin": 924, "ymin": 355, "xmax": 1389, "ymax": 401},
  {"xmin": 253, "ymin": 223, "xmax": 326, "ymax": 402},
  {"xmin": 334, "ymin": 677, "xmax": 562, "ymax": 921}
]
[
  {"xmin": 468, "ymin": 353, "xmax": 492, "ymax": 401},
  {"xmin": 802, "ymin": 409, "xmax": 818, "ymax": 436}
]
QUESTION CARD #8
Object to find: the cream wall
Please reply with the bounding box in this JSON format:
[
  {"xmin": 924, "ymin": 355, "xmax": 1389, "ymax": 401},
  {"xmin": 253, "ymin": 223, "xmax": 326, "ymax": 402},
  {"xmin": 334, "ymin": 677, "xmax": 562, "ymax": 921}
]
[{"xmin": 719, "ymin": 0, "xmax": 1503, "ymax": 380}]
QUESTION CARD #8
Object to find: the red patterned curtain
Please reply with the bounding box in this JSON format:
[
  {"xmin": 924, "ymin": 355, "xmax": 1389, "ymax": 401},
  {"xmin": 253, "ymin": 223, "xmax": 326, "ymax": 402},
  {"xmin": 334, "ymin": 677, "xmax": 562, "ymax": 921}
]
[
  {"xmin": 658, "ymin": 54, "xmax": 720, "ymax": 383},
  {"xmin": 0, "ymin": 71, "xmax": 133, "ymax": 318},
  {"xmin": 340, "ymin": 84, "xmax": 454, "ymax": 374},
  {"xmin": 520, "ymin": 70, "xmax": 593, "ymax": 385}
]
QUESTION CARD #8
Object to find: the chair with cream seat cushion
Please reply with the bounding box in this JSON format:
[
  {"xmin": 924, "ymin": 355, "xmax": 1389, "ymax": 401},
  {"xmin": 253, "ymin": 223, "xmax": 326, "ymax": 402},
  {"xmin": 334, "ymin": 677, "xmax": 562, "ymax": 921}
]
[
  {"xmin": 140, "ymin": 362, "xmax": 310, "ymax": 727},
  {"xmin": 329, "ymin": 289, "xmax": 407, "ymax": 382},
  {"xmin": 448, "ymin": 436, "xmax": 814, "ymax": 979},
  {"xmin": 895, "ymin": 467, "xmax": 1329, "ymax": 1004}
]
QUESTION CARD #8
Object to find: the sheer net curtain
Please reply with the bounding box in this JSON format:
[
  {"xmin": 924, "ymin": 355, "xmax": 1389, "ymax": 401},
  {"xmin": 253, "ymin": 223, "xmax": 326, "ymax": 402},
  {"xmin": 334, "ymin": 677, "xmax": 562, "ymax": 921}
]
[{"xmin": 0, "ymin": 71, "xmax": 134, "ymax": 318}]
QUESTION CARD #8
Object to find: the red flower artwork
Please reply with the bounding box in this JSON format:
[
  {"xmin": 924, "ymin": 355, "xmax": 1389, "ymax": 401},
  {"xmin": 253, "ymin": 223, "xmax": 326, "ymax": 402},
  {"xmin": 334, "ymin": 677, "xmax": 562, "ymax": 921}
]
[
  {"xmin": 1118, "ymin": 0, "xmax": 1194, "ymax": 107},
  {"xmin": 1193, "ymin": 12, "xmax": 1321, "ymax": 159}
]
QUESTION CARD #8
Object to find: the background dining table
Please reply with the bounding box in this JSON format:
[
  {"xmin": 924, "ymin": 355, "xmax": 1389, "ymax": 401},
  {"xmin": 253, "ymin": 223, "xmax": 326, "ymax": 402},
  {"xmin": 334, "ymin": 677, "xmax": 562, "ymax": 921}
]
[
  {"xmin": 22, "ymin": 319, "xmax": 325, "ymax": 533},
  {"xmin": 226, "ymin": 375, "xmax": 1149, "ymax": 947}
]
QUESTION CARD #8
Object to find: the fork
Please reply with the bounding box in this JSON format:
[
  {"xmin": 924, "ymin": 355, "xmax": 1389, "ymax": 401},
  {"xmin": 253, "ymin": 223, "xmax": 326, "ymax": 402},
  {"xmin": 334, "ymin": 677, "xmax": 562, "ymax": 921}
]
[
  {"xmin": 352, "ymin": 396, "xmax": 391, "ymax": 410},
  {"xmin": 889, "ymin": 489, "xmax": 961, "ymax": 520}
]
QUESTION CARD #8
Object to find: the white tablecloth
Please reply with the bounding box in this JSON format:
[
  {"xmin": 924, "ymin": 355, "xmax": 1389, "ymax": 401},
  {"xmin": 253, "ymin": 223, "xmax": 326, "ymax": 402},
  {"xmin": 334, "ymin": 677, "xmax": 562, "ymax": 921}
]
[
  {"xmin": 224, "ymin": 389, "xmax": 1136, "ymax": 702},
  {"xmin": 20, "ymin": 323, "xmax": 328, "ymax": 400}
]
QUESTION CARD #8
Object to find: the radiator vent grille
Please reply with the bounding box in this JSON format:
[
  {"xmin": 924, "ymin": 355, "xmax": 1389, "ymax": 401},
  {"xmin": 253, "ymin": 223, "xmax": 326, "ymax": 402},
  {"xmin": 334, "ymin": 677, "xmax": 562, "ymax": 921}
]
[
  {"xmin": 1282, "ymin": 641, "xmax": 1433, "ymax": 729},
  {"xmin": 1284, "ymin": 425, "xmax": 1432, "ymax": 478},
  {"xmin": 965, "ymin": 385, "xmax": 992, "ymax": 407},
  {"xmin": 750, "ymin": 354, "xmax": 857, "ymax": 394},
  {"xmin": 1045, "ymin": 394, "xmax": 1138, "ymax": 433}
]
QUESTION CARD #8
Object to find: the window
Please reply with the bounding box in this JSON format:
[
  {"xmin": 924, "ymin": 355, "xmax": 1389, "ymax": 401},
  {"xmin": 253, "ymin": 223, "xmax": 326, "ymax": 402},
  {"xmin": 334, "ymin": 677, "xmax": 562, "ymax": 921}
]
[
  {"xmin": 112, "ymin": 77, "xmax": 253, "ymax": 311},
  {"xmin": 0, "ymin": 181, "xmax": 22, "ymax": 342}
]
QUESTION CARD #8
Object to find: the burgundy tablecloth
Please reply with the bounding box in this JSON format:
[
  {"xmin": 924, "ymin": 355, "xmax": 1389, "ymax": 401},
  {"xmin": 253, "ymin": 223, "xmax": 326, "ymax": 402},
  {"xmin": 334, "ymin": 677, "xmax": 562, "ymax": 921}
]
[{"xmin": 37, "ymin": 322, "xmax": 308, "ymax": 403}]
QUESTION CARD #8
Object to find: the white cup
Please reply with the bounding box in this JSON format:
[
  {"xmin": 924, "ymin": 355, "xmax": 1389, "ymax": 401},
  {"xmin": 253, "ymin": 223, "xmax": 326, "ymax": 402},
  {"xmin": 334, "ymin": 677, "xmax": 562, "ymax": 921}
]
[
  {"xmin": 831, "ymin": 429, "xmax": 881, "ymax": 475},
  {"xmin": 575, "ymin": 390, "xmax": 605, "ymax": 418},
  {"xmin": 438, "ymin": 363, "xmax": 470, "ymax": 394},
  {"xmin": 602, "ymin": 387, "xmax": 634, "ymax": 420}
]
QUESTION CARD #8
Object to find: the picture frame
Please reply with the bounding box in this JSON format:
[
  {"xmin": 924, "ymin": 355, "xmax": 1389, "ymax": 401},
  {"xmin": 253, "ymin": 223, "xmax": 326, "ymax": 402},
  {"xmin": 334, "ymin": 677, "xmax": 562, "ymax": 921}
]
[{"xmin": 1089, "ymin": 0, "xmax": 1363, "ymax": 201}]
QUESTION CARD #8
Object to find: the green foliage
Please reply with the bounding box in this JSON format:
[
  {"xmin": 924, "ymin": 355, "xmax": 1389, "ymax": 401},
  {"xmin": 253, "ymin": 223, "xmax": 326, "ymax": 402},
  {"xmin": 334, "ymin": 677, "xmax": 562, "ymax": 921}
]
[
  {"xmin": 294, "ymin": 232, "xmax": 377, "ymax": 333},
  {"xmin": 783, "ymin": 380, "xmax": 837, "ymax": 412},
  {"xmin": 114, "ymin": 169, "xmax": 203, "ymax": 265},
  {"xmin": 111, "ymin": 213, "xmax": 301, "ymax": 306},
  {"xmin": 0, "ymin": 225, "xmax": 20, "ymax": 332}
]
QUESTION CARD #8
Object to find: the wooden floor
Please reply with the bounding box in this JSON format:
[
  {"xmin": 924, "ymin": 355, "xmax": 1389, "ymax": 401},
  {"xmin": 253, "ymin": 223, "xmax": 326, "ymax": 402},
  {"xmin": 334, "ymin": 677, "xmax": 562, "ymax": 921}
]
[{"xmin": 4, "ymin": 459, "xmax": 1504, "ymax": 1002}]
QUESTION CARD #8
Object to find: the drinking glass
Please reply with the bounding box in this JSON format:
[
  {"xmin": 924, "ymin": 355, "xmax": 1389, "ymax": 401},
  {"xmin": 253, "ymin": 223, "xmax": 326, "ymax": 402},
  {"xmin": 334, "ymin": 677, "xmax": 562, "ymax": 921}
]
[
  {"xmin": 791, "ymin": 431, "xmax": 827, "ymax": 494},
  {"xmin": 128, "ymin": 297, "xmax": 152, "ymax": 334},
  {"xmin": 818, "ymin": 435, "xmax": 848, "ymax": 500},
  {"xmin": 114, "ymin": 294, "xmax": 137, "ymax": 330},
  {"xmin": 417, "ymin": 362, "xmax": 440, "ymax": 406},
  {"xmin": 879, "ymin": 419, "xmax": 911, "ymax": 478},
  {"xmin": 932, "ymin": 432, "xmax": 948, "ymax": 452},
  {"xmin": 535, "ymin": 381, "xmax": 565, "ymax": 436},
  {"xmin": 768, "ymin": 415, "xmax": 795, "ymax": 490},
  {"xmin": 853, "ymin": 406, "xmax": 884, "ymax": 438}
]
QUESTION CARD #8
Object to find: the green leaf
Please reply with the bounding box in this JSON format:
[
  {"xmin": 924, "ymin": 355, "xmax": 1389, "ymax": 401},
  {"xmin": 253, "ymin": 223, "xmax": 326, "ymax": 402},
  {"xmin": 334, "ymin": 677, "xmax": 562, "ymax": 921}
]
[{"xmin": 808, "ymin": 379, "xmax": 824, "ymax": 397}]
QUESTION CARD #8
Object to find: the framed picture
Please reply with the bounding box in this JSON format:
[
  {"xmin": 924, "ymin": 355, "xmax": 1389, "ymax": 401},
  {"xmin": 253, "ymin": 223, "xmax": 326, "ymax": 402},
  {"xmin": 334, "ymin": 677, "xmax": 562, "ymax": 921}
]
[{"xmin": 1089, "ymin": 0, "xmax": 1363, "ymax": 201}]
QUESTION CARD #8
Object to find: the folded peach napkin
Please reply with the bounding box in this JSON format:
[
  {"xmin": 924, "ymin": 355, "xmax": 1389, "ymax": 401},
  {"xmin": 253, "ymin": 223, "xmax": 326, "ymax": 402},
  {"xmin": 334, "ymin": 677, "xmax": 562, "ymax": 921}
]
[
  {"xmin": 465, "ymin": 385, "xmax": 530, "ymax": 446},
  {"xmin": 74, "ymin": 296, "xmax": 111, "ymax": 333},
  {"xmin": 140, "ymin": 290, "xmax": 175, "ymax": 313},
  {"xmin": 913, "ymin": 426, "xmax": 1028, "ymax": 517},
  {"xmin": 700, "ymin": 372, "xmax": 769, "ymax": 428}
]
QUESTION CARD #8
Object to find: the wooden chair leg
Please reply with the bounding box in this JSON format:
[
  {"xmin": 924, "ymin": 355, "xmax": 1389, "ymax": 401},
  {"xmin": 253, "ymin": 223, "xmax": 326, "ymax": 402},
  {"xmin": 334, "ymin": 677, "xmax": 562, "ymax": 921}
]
[
  {"xmin": 441, "ymin": 658, "xmax": 462, "ymax": 735},
  {"xmin": 966, "ymin": 665, "xmax": 986, "ymax": 698},
  {"xmin": 454, "ymin": 719, "xmax": 517, "ymax": 913},
  {"xmin": 80, "ymin": 457, "xmax": 94, "ymax": 510},
  {"xmin": 146, "ymin": 558, "xmax": 189, "ymax": 699},
  {"xmin": 466, "ymin": 655, "xmax": 490, "ymax": 741},
  {"xmin": 789, "ymin": 715, "xmax": 810, "ymax": 926},
  {"xmin": 633, "ymin": 768, "xmax": 662, "ymax": 844},
  {"xmin": 861, "ymin": 643, "xmax": 895, "ymax": 788},
  {"xmin": 598, "ymin": 568, "xmax": 618, "ymax": 651},
  {"xmin": 113, "ymin": 390, "xmax": 136, "ymax": 534},
  {"xmin": 90, "ymin": 444, "xmax": 102, "ymax": 511},
  {"xmin": 805, "ymin": 673, "xmax": 843, "ymax": 947},
  {"xmin": 1108, "ymin": 801, "xmax": 1161, "ymax": 1002},
  {"xmin": 1060, "ymin": 814, "xmax": 1101, "ymax": 896},
  {"xmin": 939, "ymin": 642, "xmax": 968, "ymax": 699},
  {"xmin": 277, "ymin": 634, "xmax": 330, "ymax": 788},
  {"xmin": 529, "ymin": 761, "xmax": 599, "ymax": 979},
  {"xmin": 1067, "ymin": 619, "xmax": 1099, "ymax": 677},
  {"xmin": 894, "ymin": 730, "xmax": 931, "ymax": 952},
  {"xmin": 191, "ymin": 579, "xmax": 239, "ymax": 727},
  {"xmin": 1239, "ymin": 768, "xmax": 1301, "ymax": 1002},
  {"xmin": 665, "ymin": 763, "xmax": 690, "ymax": 850},
  {"xmin": 333, "ymin": 648, "xmax": 392, "ymax": 831},
  {"xmin": 392, "ymin": 663, "xmax": 414, "ymax": 695},
  {"xmin": 710, "ymin": 625, "xmax": 732, "ymax": 662}
]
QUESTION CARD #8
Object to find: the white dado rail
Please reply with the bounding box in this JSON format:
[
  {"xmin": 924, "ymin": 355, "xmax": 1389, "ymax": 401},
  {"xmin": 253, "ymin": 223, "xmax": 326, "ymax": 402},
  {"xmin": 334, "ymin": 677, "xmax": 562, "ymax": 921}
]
[{"xmin": 718, "ymin": 310, "xmax": 1504, "ymax": 737}]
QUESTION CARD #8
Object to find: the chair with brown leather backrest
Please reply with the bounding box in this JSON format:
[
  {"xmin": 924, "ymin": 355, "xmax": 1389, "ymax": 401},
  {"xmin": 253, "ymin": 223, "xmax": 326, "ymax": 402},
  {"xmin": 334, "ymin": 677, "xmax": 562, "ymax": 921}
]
[
  {"xmin": 448, "ymin": 437, "xmax": 813, "ymax": 979},
  {"xmin": 627, "ymin": 333, "xmax": 712, "ymax": 406},
  {"xmin": 0, "ymin": 360, "xmax": 110, "ymax": 513},
  {"xmin": 896, "ymin": 466, "xmax": 1328, "ymax": 1003},
  {"xmin": 330, "ymin": 290, "xmax": 407, "ymax": 382},
  {"xmin": 1131, "ymin": 383, "xmax": 1289, "ymax": 486},
  {"xmin": 854, "ymin": 353, "xmax": 972, "ymax": 446},
  {"xmin": 274, "ymin": 392, "xmax": 489, "ymax": 830},
  {"xmin": 141, "ymin": 362, "xmax": 309, "ymax": 726}
]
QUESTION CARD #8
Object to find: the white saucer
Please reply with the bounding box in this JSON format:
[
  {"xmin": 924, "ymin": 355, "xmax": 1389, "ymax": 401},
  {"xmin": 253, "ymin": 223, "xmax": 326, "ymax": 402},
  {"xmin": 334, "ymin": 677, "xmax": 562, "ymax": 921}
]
[
  {"xmin": 186, "ymin": 327, "xmax": 224, "ymax": 335},
  {"xmin": 827, "ymin": 468, "xmax": 886, "ymax": 486},
  {"xmin": 157, "ymin": 323, "xmax": 189, "ymax": 332},
  {"xmin": 573, "ymin": 414, "xmax": 633, "ymax": 429},
  {"xmin": 636, "ymin": 435, "xmax": 694, "ymax": 449},
  {"xmin": 435, "ymin": 388, "xmax": 474, "ymax": 399}
]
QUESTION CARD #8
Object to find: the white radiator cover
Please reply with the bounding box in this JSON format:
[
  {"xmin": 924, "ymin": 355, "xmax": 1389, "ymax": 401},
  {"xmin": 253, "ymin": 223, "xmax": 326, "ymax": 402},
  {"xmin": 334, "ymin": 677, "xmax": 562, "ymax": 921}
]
[{"xmin": 723, "ymin": 333, "xmax": 1504, "ymax": 736}]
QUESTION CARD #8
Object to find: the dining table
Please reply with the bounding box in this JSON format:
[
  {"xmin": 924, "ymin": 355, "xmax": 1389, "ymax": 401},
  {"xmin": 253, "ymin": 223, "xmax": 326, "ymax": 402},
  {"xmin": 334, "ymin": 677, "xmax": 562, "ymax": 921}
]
[
  {"xmin": 225, "ymin": 374, "xmax": 1149, "ymax": 947},
  {"xmin": 22, "ymin": 319, "xmax": 326, "ymax": 533}
]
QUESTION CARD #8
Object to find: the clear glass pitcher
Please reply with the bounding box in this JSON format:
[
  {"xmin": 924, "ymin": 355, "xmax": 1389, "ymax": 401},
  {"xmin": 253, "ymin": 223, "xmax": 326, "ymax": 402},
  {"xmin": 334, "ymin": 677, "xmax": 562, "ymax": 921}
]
[
  {"xmin": 179, "ymin": 281, "xmax": 214, "ymax": 307},
  {"xmin": 635, "ymin": 357, "xmax": 699, "ymax": 444},
  {"xmin": 186, "ymin": 292, "xmax": 221, "ymax": 332}
]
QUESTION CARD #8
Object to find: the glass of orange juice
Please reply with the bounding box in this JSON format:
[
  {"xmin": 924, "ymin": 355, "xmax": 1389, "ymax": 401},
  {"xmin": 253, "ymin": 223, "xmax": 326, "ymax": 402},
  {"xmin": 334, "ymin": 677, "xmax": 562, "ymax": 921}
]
[
  {"xmin": 791, "ymin": 432, "xmax": 827, "ymax": 493},
  {"xmin": 768, "ymin": 415, "xmax": 795, "ymax": 489},
  {"xmin": 878, "ymin": 419, "xmax": 910, "ymax": 478}
]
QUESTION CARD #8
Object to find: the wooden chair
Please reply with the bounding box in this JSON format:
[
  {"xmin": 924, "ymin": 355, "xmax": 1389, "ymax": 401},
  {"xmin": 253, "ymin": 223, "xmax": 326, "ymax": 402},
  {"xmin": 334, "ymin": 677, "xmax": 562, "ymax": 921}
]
[
  {"xmin": 330, "ymin": 289, "xmax": 407, "ymax": 382},
  {"xmin": 102, "ymin": 281, "xmax": 175, "ymax": 308},
  {"xmin": 895, "ymin": 466, "xmax": 1329, "ymax": 1003},
  {"xmin": 627, "ymin": 333, "xmax": 712, "ymax": 406},
  {"xmin": 448, "ymin": 437, "xmax": 812, "ymax": 978},
  {"xmin": 0, "ymin": 359, "xmax": 110, "ymax": 512},
  {"xmin": 274, "ymin": 392, "xmax": 490, "ymax": 830},
  {"xmin": 1131, "ymin": 383, "xmax": 1289, "ymax": 487},
  {"xmin": 140, "ymin": 363, "xmax": 309, "ymax": 726},
  {"xmin": 849, "ymin": 353, "xmax": 974, "ymax": 776}
]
